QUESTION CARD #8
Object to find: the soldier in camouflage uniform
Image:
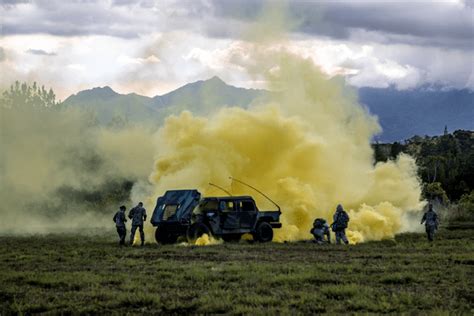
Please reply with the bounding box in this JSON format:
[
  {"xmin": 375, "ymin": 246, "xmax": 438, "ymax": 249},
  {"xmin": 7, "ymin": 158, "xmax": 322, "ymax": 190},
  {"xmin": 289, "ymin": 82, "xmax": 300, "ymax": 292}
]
[
  {"xmin": 113, "ymin": 205, "xmax": 127, "ymax": 245},
  {"xmin": 128, "ymin": 202, "xmax": 147, "ymax": 246},
  {"xmin": 421, "ymin": 203, "xmax": 439, "ymax": 242},
  {"xmin": 331, "ymin": 204, "xmax": 350, "ymax": 245},
  {"xmin": 310, "ymin": 218, "xmax": 331, "ymax": 244}
]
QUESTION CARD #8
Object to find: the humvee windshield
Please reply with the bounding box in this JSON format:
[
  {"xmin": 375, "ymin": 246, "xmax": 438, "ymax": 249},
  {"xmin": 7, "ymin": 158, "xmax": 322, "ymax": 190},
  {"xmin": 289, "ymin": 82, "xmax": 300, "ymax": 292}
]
[
  {"xmin": 219, "ymin": 201, "xmax": 235, "ymax": 212},
  {"xmin": 193, "ymin": 199, "xmax": 219, "ymax": 215},
  {"xmin": 239, "ymin": 200, "xmax": 256, "ymax": 212},
  {"xmin": 163, "ymin": 204, "xmax": 178, "ymax": 220}
]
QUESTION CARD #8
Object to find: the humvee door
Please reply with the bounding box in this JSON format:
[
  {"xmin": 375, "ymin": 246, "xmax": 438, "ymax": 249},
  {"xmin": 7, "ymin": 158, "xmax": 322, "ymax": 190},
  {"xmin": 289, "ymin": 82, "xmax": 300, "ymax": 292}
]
[
  {"xmin": 220, "ymin": 200, "xmax": 239, "ymax": 230},
  {"xmin": 238, "ymin": 199, "xmax": 258, "ymax": 228}
]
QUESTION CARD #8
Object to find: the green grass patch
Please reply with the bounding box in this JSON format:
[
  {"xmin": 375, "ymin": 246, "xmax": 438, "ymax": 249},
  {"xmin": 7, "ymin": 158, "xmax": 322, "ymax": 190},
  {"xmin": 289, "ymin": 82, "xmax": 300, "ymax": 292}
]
[{"xmin": 0, "ymin": 227, "xmax": 473, "ymax": 313}]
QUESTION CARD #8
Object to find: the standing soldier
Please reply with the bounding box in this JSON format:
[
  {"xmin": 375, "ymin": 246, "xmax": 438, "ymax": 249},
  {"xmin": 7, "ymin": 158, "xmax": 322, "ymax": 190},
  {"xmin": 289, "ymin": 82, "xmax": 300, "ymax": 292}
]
[
  {"xmin": 331, "ymin": 204, "xmax": 350, "ymax": 245},
  {"xmin": 310, "ymin": 218, "xmax": 331, "ymax": 244},
  {"xmin": 421, "ymin": 203, "xmax": 439, "ymax": 242},
  {"xmin": 113, "ymin": 205, "xmax": 127, "ymax": 245},
  {"xmin": 129, "ymin": 202, "xmax": 147, "ymax": 246}
]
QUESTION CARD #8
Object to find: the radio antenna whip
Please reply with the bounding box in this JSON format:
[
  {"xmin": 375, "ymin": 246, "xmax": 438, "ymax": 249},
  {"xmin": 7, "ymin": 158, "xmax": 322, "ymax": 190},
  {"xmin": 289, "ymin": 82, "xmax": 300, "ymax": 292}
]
[
  {"xmin": 208, "ymin": 183, "xmax": 233, "ymax": 196},
  {"xmin": 229, "ymin": 177, "xmax": 280, "ymax": 212}
]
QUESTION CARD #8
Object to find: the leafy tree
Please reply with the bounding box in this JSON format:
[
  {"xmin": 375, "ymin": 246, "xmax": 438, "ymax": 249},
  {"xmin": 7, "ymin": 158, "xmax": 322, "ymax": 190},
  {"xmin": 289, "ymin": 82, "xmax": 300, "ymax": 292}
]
[
  {"xmin": 372, "ymin": 143, "xmax": 388, "ymax": 163},
  {"xmin": 375, "ymin": 130, "xmax": 473, "ymax": 202},
  {"xmin": 0, "ymin": 81, "xmax": 58, "ymax": 109},
  {"xmin": 390, "ymin": 142, "xmax": 404, "ymax": 159},
  {"xmin": 422, "ymin": 155, "xmax": 446, "ymax": 183},
  {"xmin": 459, "ymin": 190, "xmax": 474, "ymax": 215},
  {"xmin": 423, "ymin": 182, "xmax": 449, "ymax": 204}
]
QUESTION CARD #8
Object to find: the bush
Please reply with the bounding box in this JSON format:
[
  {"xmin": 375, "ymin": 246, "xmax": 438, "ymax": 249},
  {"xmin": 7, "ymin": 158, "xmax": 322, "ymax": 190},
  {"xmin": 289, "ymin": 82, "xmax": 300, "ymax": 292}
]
[
  {"xmin": 458, "ymin": 191, "xmax": 474, "ymax": 217},
  {"xmin": 423, "ymin": 182, "xmax": 449, "ymax": 204}
]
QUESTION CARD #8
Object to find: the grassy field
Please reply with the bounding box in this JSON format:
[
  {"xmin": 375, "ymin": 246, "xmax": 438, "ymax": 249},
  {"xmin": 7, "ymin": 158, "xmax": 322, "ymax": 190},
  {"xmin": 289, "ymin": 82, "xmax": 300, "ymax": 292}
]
[{"xmin": 1, "ymin": 227, "xmax": 473, "ymax": 314}]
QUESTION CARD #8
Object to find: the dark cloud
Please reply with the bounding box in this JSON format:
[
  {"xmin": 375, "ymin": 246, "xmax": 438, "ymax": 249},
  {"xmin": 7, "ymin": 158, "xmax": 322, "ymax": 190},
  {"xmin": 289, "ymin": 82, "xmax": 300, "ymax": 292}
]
[
  {"xmin": 1, "ymin": 0, "xmax": 29, "ymax": 5},
  {"xmin": 322, "ymin": 2, "xmax": 473, "ymax": 49},
  {"xmin": 210, "ymin": 0, "xmax": 474, "ymax": 50},
  {"xmin": 1, "ymin": 0, "xmax": 472, "ymax": 91},
  {"xmin": 112, "ymin": 0, "xmax": 134, "ymax": 5},
  {"xmin": 1, "ymin": 0, "xmax": 144, "ymax": 38},
  {"xmin": 2, "ymin": 0, "xmax": 473, "ymax": 50},
  {"xmin": 26, "ymin": 49, "xmax": 57, "ymax": 56},
  {"xmin": 1, "ymin": 0, "xmax": 212, "ymax": 38}
]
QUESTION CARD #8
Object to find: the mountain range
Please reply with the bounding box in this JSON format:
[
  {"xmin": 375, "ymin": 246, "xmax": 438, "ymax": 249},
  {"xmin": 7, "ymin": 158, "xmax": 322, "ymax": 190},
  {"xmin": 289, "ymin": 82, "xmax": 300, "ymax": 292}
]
[{"xmin": 62, "ymin": 76, "xmax": 474, "ymax": 142}]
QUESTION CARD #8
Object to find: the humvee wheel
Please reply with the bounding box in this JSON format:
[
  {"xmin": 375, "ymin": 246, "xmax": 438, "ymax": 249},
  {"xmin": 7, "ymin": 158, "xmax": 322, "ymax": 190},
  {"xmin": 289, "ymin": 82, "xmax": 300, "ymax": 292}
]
[
  {"xmin": 155, "ymin": 228, "xmax": 178, "ymax": 244},
  {"xmin": 186, "ymin": 223, "xmax": 211, "ymax": 242},
  {"xmin": 254, "ymin": 222, "xmax": 273, "ymax": 242}
]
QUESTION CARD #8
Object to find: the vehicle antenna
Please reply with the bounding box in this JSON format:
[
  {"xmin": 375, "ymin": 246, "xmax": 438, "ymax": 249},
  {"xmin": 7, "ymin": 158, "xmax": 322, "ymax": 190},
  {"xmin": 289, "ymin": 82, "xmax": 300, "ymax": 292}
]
[
  {"xmin": 208, "ymin": 183, "xmax": 233, "ymax": 196},
  {"xmin": 229, "ymin": 177, "xmax": 281, "ymax": 212}
]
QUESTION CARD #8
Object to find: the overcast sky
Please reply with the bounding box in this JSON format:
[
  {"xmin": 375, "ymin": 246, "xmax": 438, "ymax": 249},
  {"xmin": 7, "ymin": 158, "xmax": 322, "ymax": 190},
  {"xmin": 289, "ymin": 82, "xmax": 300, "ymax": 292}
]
[{"xmin": 1, "ymin": 0, "xmax": 473, "ymax": 99}]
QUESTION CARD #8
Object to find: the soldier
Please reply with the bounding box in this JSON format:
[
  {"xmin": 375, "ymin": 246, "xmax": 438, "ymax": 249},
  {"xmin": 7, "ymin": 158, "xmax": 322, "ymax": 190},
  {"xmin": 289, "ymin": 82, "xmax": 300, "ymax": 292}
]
[
  {"xmin": 128, "ymin": 202, "xmax": 147, "ymax": 246},
  {"xmin": 310, "ymin": 218, "xmax": 331, "ymax": 244},
  {"xmin": 331, "ymin": 204, "xmax": 350, "ymax": 245},
  {"xmin": 113, "ymin": 205, "xmax": 127, "ymax": 245},
  {"xmin": 421, "ymin": 203, "xmax": 439, "ymax": 242}
]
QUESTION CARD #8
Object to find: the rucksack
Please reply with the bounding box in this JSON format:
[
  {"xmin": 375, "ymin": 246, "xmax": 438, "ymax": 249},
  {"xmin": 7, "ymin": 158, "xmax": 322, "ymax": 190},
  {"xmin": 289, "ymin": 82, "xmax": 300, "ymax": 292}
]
[
  {"xmin": 313, "ymin": 218, "xmax": 326, "ymax": 229},
  {"xmin": 338, "ymin": 211, "xmax": 349, "ymax": 228}
]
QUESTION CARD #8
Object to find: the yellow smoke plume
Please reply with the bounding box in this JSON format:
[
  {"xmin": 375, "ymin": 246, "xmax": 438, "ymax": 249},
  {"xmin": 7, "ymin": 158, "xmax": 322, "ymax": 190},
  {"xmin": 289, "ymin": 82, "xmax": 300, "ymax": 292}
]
[
  {"xmin": 145, "ymin": 50, "xmax": 424, "ymax": 244},
  {"xmin": 194, "ymin": 234, "xmax": 223, "ymax": 246},
  {"xmin": 143, "ymin": 4, "xmax": 424, "ymax": 244}
]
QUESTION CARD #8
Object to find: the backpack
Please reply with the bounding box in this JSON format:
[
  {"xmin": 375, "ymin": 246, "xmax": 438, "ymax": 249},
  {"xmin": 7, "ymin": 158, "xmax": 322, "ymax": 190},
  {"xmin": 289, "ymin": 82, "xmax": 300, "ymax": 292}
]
[
  {"xmin": 313, "ymin": 218, "xmax": 326, "ymax": 229},
  {"xmin": 339, "ymin": 211, "xmax": 349, "ymax": 229}
]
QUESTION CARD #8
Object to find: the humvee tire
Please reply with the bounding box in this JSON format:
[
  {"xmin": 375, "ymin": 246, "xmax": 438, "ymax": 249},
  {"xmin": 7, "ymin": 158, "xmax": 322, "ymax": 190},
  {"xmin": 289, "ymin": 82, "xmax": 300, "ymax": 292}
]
[
  {"xmin": 254, "ymin": 221, "xmax": 273, "ymax": 242},
  {"xmin": 187, "ymin": 222, "xmax": 211, "ymax": 242},
  {"xmin": 155, "ymin": 228, "xmax": 178, "ymax": 244}
]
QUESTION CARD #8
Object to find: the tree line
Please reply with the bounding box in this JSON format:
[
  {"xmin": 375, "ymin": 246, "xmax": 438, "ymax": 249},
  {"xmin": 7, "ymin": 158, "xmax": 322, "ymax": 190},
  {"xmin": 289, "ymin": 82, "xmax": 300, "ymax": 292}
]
[{"xmin": 373, "ymin": 130, "xmax": 474, "ymax": 216}]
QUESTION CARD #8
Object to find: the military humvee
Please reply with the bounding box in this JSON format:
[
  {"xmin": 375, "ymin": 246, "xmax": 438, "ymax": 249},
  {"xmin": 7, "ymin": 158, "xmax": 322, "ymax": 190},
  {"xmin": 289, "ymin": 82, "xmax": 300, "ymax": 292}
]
[{"xmin": 150, "ymin": 189, "xmax": 282, "ymax": 244}]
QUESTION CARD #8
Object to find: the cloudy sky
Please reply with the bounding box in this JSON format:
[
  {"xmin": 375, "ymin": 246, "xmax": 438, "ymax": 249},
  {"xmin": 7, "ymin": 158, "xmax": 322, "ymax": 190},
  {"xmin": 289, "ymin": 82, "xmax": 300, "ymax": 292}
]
[{"xmin": 1, "ymin": 0, "xmax": 473, "ymax": 99}]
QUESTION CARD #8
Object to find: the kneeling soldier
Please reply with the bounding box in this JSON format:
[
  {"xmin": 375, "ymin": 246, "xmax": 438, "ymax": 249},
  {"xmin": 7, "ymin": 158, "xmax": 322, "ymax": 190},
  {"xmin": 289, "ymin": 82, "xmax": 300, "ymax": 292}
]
[{"xmin": 310, "ymin": 218, "xmax": 331, "ymax": 244}]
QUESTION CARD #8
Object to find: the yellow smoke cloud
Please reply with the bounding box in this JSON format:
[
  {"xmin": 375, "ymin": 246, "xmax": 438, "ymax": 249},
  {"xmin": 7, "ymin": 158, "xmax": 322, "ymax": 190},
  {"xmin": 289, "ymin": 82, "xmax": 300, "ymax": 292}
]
[
  {"xmin": 0, "ymin": 105, "xmax": 156, "ymax": 235},
  {"xmin": 194, "ymin": 234, "xmax": 223, "ymax": 246},
  {"xmin": 145, "ymin": 50, "xmax": 424, "ymax": 244},
  {"xmin": 0, "ymin": 3, "xmax": 424, "ymax": 243}
]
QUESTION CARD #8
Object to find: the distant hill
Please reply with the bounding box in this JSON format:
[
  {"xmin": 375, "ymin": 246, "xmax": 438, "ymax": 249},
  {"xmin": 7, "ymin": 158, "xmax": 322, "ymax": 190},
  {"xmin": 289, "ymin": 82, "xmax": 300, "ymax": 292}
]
[
  {"xmin": 358, "ymin": 87, "xmax": 474, "ymax": 142},
  {"xmin": 63, "ymin": 77, "xmax": 473, "ymax": 141},
  {"xmin": 154, "ymin": 76, "xmax": 266, "ymax": 112},
  {"xmin": 62, "ymin": 76, "xmax": 269, "ymax": 126},
  {"xmin": 62, "ymin": 86, "xmax": 158, "ymax": 124}
]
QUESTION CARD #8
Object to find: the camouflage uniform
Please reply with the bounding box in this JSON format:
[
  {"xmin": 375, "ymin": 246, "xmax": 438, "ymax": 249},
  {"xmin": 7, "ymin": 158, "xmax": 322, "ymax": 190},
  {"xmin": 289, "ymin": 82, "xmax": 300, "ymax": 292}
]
[
  {"xmin": 421, "ymin": 205, "xmax": 439, "ymax": 242},
  {"xmin": 331, "ymin": 204, "xmax": 349, "ymax": 245},
  {"xmin": 310, "ymin": 218, "xmax": 331, "ymax": 244},
  {"xmin": 113, "ymin": 207, "xmax": 127, "ymax": 245},
  {"xmin": 129, "ymin": 203, "xmax": 147, "ymax": 245}
]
